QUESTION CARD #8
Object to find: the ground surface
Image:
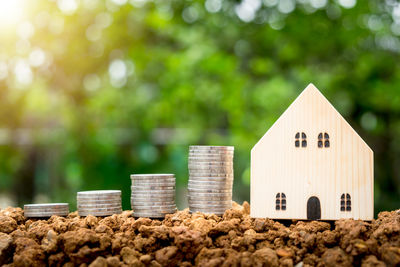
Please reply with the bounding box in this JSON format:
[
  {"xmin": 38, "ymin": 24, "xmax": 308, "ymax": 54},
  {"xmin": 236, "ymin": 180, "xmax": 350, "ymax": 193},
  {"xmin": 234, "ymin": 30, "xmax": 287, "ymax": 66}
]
[{"xmin": 0, "ymin": 202, "xmax": 399, "ymax": 267}]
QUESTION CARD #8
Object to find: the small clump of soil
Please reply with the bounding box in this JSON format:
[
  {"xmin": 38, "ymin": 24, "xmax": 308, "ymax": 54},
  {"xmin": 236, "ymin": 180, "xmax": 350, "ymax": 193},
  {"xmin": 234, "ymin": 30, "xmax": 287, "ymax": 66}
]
[{"xmin": 0, "ymin": 202, "xmax": 399, "ymax": 266}]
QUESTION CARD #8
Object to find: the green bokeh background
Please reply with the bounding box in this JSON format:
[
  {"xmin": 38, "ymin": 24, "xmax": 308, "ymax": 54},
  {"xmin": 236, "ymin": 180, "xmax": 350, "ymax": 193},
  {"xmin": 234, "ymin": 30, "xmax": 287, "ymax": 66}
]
[{"xmin": 0, "ymin": 0, "xmax": 399, "ymax": 216}]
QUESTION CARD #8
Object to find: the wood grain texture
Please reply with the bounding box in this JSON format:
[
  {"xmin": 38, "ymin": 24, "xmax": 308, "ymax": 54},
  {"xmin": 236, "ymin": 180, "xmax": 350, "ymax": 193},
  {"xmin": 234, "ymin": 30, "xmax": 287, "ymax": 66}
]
[{"xmin": 250, "ymin": 84, "xmax": 374, "ymax": 220}]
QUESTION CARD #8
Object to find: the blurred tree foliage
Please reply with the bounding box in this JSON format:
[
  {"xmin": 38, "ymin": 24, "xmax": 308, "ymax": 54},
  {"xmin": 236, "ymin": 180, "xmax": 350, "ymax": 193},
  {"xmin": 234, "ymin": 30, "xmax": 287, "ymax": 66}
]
[{"xmin": 0, "ymin": 0, "xmax": 399, "ymax": 214}]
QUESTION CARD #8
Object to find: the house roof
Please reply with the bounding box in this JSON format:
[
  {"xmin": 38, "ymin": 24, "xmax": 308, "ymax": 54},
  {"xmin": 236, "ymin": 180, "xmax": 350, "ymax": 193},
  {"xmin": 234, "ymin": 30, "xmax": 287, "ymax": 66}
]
[{"xmin": 251, "ymin": 83, "xmax": 372, "ymax": 153}]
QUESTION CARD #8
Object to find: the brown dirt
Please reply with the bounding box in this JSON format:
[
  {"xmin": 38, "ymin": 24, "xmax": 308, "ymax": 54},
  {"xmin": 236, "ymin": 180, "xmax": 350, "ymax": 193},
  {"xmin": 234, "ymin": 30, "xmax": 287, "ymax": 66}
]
[{"xmin": 0, "ymin": 202, "xmax": 399, "ymax": 267}]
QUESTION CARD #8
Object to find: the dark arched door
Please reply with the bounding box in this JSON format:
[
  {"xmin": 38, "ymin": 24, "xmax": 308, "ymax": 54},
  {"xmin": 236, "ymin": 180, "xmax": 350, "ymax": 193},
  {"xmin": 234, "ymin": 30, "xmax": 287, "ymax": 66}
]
[{"xmin": 307, "ymin": 196, "xmax": 321, "ymax": 220}]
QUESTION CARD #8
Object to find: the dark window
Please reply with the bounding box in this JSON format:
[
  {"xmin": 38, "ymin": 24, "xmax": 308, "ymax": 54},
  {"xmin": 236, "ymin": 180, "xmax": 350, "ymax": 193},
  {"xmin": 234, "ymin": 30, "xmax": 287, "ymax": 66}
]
[
  {"xmin": 295, "ymin": 132, "xmax": 307, "ymax": 148},
  {"xmin": 276, "ymin": 193, "xmax": 280, "ymax": 210},
  {"xmin": 275, "ymin": 193, "xmax": 286, "ymax": 211},
  {"xmin": 340, "ymin": 193, "xmax": 351, "ymax": 212},
  {"xmin": 318, "ymin": 132, "xmax": 330, "ymax": 148}
]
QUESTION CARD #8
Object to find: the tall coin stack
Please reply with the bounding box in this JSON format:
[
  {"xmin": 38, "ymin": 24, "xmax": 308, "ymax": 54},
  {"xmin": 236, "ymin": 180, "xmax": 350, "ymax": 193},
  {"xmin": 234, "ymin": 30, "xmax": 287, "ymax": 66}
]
[
  {"xmin": 77, "ymin": 190, "xmax": 122, "ymax": 217},
  {"xmin": 188, "ymin": 145, "xmax": 234, "ymax": 215},
  {"xmin": 131, "ymin": 174, "xmax": 177, "ymax": 218},
  {"xmin": 24, "ymin": 203, "xmax": 69, "ymax": 218}
]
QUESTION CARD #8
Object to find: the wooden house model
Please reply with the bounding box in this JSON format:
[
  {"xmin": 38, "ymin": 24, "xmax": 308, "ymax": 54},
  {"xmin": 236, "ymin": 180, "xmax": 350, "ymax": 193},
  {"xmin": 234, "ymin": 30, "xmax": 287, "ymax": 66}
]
[{"xmin": 250, "ymin": 84, "xmax": 374, "ymax": 220}]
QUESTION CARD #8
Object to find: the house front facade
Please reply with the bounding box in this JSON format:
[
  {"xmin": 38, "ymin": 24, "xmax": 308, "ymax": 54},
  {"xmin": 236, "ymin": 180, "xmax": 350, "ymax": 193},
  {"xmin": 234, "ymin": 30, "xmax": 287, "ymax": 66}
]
[{"xmin": 250, "ymin": 84, "xmax": 374, "ymax": 220}]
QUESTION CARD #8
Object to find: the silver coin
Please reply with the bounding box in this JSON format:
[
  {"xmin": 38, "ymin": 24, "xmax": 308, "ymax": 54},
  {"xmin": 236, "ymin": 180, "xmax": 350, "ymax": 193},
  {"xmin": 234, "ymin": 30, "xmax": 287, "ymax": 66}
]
[
  {"xmin": 76, "ymin": 194, "xmax": 121, "ymax": 199},
  {"xmin": 78, "ymin": 210, "xmax": 122, "ymax": 216},
  {"xmin": 78, "ymin": 203, "xmax": 121, "ymax": 208},
  {"xmin": 133, "ymin": 208, "xmax": 176, "ymax": 213},
  {"xmin": 24, "ymin": 207, "xmax": 69, "ymax": 211},
  {"xmin": 188, "ymin": 187, "xmax": 232, "ymax": 192},
  {"xmin": 24, "ymin": 208, "xmax": 68, "ymax": 212},
  {"xmin": 132, "ymin": 189, "xmax": 175, "ymax": 195},
  {"xmin": 78, "ymin": 190, "xmax": 121, "ymax": 195},
  {"xmin": 189, "ymin": 166, "xmax": 233, "ymax": 172},
  {"xmin": 132, "ymin": 209, "xmax": 173, "ymax": 214},
  {"xmin": 24, "ymin": 209, "xmax": 69, "ymax": 213},
  {"xmin": 76, "ymin": 197, "xmax": 121, "ymax": 201},
  {"xmin": 189, "ymin": 161, "xmax": 233, "ymax": 166},
  {"xmin": 24, "ymin": 207, "xmax": 69, "ymax": 212},
  {"xmin": 188, "ymin": 181, "xmax": 232, "ymax": 185},
  {"xmin": 131, "ymin": 179, "xmax": 176, "ymax": 183},
  {"xmin": 189, "ymin": 206, "xmax": 230, "ymax": 214},
  {"xmin": 189, "ymin": 145, "xmax": 235, "ymax": 151},
  {"xmin": 131, "ymin": 184, "xmax": 175, "ymax": 188},
  {"xmin": 132, "ymin": 208, "xmax": 177, "ymax": 214},
  {"xmin": 188, "ymin": 182, "xmax": 232, "ymax": 187},
  {"xmin": 77, "ymin": 200, "xmax": 121, "ymax": 205},
  {"xmin": 24, "ymin": 203, "xmax": 69, "ymax": 208},
  {"xmin": 133, "ymin": 210, "xmax": 176, "ymax": 215},
  {"xmin": 78, "ymin": 206, "xmax": 122, "ymax": 211},
  {"xmin": 189, "ymin": 164, "xmax": 233, "ymax": 169},
  {"xmin": 77, "ymin": 199, "xmax": 121, "ymax": 204},
  {"xmin": 131, "ymin": 175, "xmax": 175, "ymax": 178},
  {"xmin": 188, "ymin": 187, "xmax": 231, "ymax": 192},
  {"xmin": 78, "ymin": 208, "xmax": 122, "ymax": 213},
  {"xmin": 187, "ymin": 204, "xmax": 230, "ymax": 209},
  {"xmin": 188, "ymin": 163, "xmax": 233, "ymax": 168},
  {"xmin": 188, "ymin": 155, "xmax": 233, "ymax": 159},
  {"xmin": 131, "ymin": 205, "xmax": 174, "ymax": 211},
  {"xmin": 189, "ymin": 150, "xmax": 234, "ymax": 155},
  {"xmin": 131, "ymin": 185, "xmax": 175, "ymax": 190},
  {"xmin": 188, "ymin": 179, "xmax": 233, "ymax": 184},
  {"xmin": 187, "ymin": 200, "xmax": 230, "ymax": 204},
  {"xmin": 24, "ymin": 212, "xmax": 69, "ymax": 218},
  {"xmin": 131, "ymin": 194, "xmax": 175, "ymax": 199},
  {"xmin": 131, "ymin": 180, "xmax": 176, "ymax": 186},
  {"xmin": 133, "ymin": 205, "xmax": 177, "ymax": 210},
  {"xmin": 188, "ymin": 195, "xmax": 232, "ymax": 199},
  {"xmin": 131, "ymin": 194, "xmax": 175, "ymax": 200},
  {"xmin": 131, "ymin": 202, "xmax": 176, "ymax": 207},
  {"xmin": 189, "ymin": 173, "xmax": 233, "ymax": 177},
  {"xmin": 188, "ymin": 181, "xmax": 232, "ymax": 186},
  {"xmin": 188, "ymin": 199, "xmax": 232, "ymax": 205},
  {"xmin": 189, "ymin": 149, "xmax": 234, "ymax": 153},
  {"xmin": 188, "ymin": 196, "xmax": 231, "ymax": 201},
  {"xmin": 131, "ymin": 200, "xmax": 175, "ymax": 205},
  {"xmin": 24, "ymin": 213, "xmax": 68, "ymax": 217},
  {"xmin": 188, "ymin": 180, "xmax": 233, "ymax": 185},
  {"xmin": 131, "ymin": 204, "xmax": 175, "ymax": 210},
  {"xmin": 188, "ymin": 184, "xmax": 232, "ymax": 189},
  {"xmin": 189, "ymin": 206, "xmax": 230, "ymax": 211},
  {"xmin": 189, "ymin": 171, "xmax": 234, "ymax": 176},
  {"xmin": 188, "ymin": 160, "xmax": 233, "ymax": 165},
  {"xmin": 131, "ymin": 199, "xmax": 175, "ymax": 204},
  {"xmin": 131, "ymin": 176, "xmax": 175, "ymax": 181},
  {"xmin": 188, "ymin": 153, "xmax": 234, "ymax": 158},
  {"xmin": 79, "ymin": 211, "xmax": 122, "ymax": 217},
  {"xmin": 189, "ymin": 177, "xmax": 233, "ymax": 182},
  {"xmin": 24, "ymin": 209, "xmax": 69, "ymax": 214},
  {"xmin": 188, "ymin": 150, "xmax": 234, "ymax": 155},
  {"xmin": 131, "ymin": 174, "xmax": 175, "ymax": 179}
]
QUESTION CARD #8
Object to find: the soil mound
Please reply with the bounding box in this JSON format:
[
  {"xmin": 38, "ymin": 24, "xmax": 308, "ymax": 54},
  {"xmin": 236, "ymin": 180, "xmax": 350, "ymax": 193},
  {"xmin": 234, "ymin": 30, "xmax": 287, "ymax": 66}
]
[{"xmin": 0, "ymin": 202, "xmax": 399, "ymax": 266}]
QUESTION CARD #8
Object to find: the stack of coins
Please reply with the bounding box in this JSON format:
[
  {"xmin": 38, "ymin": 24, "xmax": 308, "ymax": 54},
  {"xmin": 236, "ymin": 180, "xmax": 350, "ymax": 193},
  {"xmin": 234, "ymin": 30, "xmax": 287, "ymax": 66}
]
[
  {"xmin": 130, "ymin": 174, "xmax": 177, "ymax": 218},
  {"xmin": 77, "ymin": 190, "xmax": 122, "ymax": 217},
  {"xmin": 188, "ymin": 145, "xmax": 234, "ymax": 215},
  {"xmin": 24, "ymin": 203, "xmax": 69, "ymax": 218}
]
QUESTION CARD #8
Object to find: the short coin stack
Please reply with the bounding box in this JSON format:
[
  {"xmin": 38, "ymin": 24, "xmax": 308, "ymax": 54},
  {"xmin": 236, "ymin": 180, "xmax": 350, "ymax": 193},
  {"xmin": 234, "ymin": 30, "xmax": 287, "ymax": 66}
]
[
  {"xmin": 77, "ymin": 190, "xmax": 122, "ymax": 217},
  {"xmin": 131, "ymin": 174, "xmax": 177, "ymax": 218},
  {"xmin": 24, "ymin": 203, "xmax": 69, "ymax": 218},
  {"xmin": 188, "ymin": 145, "xmax": 234, "ymax": 215}
]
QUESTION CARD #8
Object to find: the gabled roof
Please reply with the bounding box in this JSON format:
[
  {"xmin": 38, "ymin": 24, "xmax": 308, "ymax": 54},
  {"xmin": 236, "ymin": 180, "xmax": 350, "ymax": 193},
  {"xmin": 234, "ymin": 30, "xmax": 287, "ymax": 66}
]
[{"xmin": 252, "ymin": 83, "xmax": 372, "ymax": 152}]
